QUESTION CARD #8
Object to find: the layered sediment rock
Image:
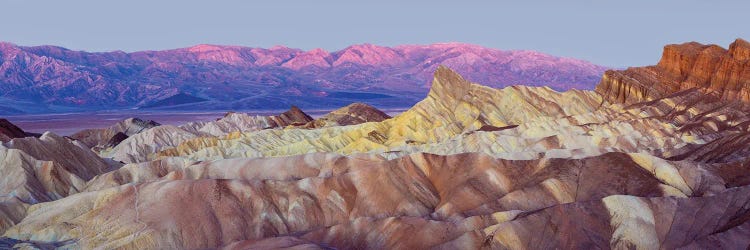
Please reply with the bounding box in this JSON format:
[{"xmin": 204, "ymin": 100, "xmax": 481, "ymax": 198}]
[
  {"xmin": 126, "ymin": 66, "xmax": 750, "ymax": 164},
  {"xmin": 305, "ymin": 102, "xmax": 391, "ymax": 128},
  {"xmin": 70, "ymin": 118, "xmax": 160, "ymax": 150},
  {"xmin": 0, "ymin": 129, "xmax": 118, "ymax": 235},
  {"xmin": 2, "ymin": 50, "xmax": 750, "ymax": 249},
  {"xmin": 100, "ymin": 106, "xmax": 315, "ymax": 163},
  {"xmin": 5, "ymin": 132, "xmax": 114, "ymax": 180},
  {"xmin": 274, "ymin": 106, "xmax": 314, "ymax": 126},
  {"xmin": 3, "ymin": 151, "xmax": 749, "ymax": 249},
  {"xmin": 596, "ymin": 38, "xmax": 750, "ymax": 104},
  {"xmin": 139, "ymin": 67, "xmax": 606, "ymax": 162}
]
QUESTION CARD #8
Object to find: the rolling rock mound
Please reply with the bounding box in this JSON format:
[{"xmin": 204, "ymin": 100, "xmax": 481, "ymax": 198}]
[
  {"xmin": 100, "ymin": 106, "xmax": 315, "ymax": 164},
  {"xmin": 70, "ymin": 118, "xmax": 161, "ymax": 151},
  {"xmin": 142, "ymin": 66, "xmax": 743, "ymax": 162},
  {"xmin": 304, "ymin": 102, "xmax": 391, "ymax": 128},
  {"xmin": 3, "ymin": 40, "xmax": 750, "ymax": 249},
  {"xmin": 131, "ymin": 67, "xmax": 607, "ymax": 162},
  {"xmin": 0, "ymin": 130, "xmax": 120, "ymax": 235}
]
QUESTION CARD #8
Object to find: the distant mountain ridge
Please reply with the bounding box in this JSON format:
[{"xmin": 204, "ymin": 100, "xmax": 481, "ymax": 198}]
[{"xmin": 0, "ymin": 42, "xmax": 607, "ymax": 114}]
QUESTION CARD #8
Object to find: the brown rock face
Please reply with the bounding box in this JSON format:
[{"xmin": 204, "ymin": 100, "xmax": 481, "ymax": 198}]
[
  {"xmin": 103, "ymin": 132, "xmax": 129, "ymax": 149},
  {"xmin": 730, "ymin": 38, "xmax": 750, "ymax": 61},
  {"xmin": 0, "ymin": 119, "xmax": 26, "ymax": 143},
  {"xmin": 69, "ymin": 117, "xmax": 160, "ymax": 150},
  {"xmin": 272, "ymin": 106, "xmax": 314, "ymax": 126},
  {"xmin": 596, "ymin": 38, "xmax": 750, "ymax": 104},
  {"xmin": 306, "ymin": 102, "xmax": 391, "ymax": 128}
]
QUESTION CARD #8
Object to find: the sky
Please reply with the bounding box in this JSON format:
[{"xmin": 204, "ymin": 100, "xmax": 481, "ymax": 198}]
[{"xmin": 2, "ymin": 0, "xmax": 748, "ymax": 67}]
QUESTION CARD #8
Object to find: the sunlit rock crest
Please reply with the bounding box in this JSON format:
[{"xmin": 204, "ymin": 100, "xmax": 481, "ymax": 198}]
[
  {"xmin": 596, "ymin": 38, "xmax": 750, "ymax": 104},
  {"xmin": 1, "ymin": 39, "xmax": 750, "ymax": 249}
]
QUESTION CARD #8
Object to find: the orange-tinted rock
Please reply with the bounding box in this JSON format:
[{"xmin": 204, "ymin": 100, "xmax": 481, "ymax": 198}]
[
  {"xmin": 729, "ymin": 38, "xmax": 750, "ymax": 61},
  {"xmin": 596, "ymin": 38, "xmax": 750, "ymax": 104}
]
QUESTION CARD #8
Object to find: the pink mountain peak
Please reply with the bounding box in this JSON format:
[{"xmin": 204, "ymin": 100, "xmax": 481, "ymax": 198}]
[
  {"xmin": 187, "ymin": 44, "xmax": 229, "ymax": 53},
  {"xmin": 248, "ymin": 46, "xmax": 301, "ymax": 66},
  {"xmin": 307, "ymin": 48, "xmax": 330, "ymax": 56},
  {"xmin": 0, "ymin": 41, "xmax": 610, "ymax": 113},
  {"xmin": 281, "ymin": 48, "xmax": 333, "ymax": 70},
  {"xmin": 0, "ymin": 41, "xmax": 19, "ymax": 49},
  {"xmin": 269, "ymin": 45, "xmax": 294, "ymax": 51},
  {"xmin": 396, "ymin": 42, "xmax": 488, "ymax": 51},
  {"xmin": 0, "ymin": 42, "xmax": 22, "ymax": 59},
  {"xmin": 181, "ymin": 44, "xmax": 250, "ymax": 65},
  {"xmin": 333, "ymin": 43, "xmax": 401, "ymax": 66}
]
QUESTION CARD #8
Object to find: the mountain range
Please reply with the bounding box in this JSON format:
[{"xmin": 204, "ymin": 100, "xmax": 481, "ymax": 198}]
[
  {"xmin": 0, "ymin": 42, "xmax": 606, "ymax": 114},
  {"xmin": 1, "ymin": 38, "xmax": 750, "ymax": 249}
]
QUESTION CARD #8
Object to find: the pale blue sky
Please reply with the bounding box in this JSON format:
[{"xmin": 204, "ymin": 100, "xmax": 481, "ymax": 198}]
[{"xmin": 2, "ymin": 0, "xmax": 748, "ymax": 67}]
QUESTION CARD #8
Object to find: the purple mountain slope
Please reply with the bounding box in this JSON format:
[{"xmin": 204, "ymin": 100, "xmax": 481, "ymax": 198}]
[{"xmin": 0, "ymin": 42, "xmax": 607, "ymax": 114}]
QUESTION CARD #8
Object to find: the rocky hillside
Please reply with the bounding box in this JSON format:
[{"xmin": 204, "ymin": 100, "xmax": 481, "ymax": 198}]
[
  {"xmin": 0, "ymin": 42, "xmax": 606, "ymax": 114},
  {"xmin": 596, "ymin": 38, "xmax": 750, "ymax": 104},
  {"xmin": 0, "ymin": 119, "xmax": 27, "ymax": 142},
  {"xmin": 1, "ymin": 39, "xmax": 750, "ymax": 248}
]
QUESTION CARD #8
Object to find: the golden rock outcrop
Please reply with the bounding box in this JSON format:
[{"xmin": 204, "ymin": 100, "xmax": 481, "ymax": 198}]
[{"xmin": 596, "ymin": 39, "xmax": 750, "ymax": 104}]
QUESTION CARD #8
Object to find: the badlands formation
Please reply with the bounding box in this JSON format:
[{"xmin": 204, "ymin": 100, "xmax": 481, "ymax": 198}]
[{"xmin": 1, "ymin": 39, "xmax": 750, "ymax": 249}]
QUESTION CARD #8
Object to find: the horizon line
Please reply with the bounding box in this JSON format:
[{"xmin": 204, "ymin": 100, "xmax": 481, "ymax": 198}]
[{"xmin": 1, "ymin": 40, "xmax": 620, "ymax": 67}]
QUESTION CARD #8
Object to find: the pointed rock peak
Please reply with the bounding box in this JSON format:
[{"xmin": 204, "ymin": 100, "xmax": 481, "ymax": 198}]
[
  {"xmin": 308, "ymin": 48, "xmax": 329, "ymax": 55},
  {"xmin": 731, "ymin": 38, "xmax": 750, "ymax": 47},
  {"xmin": 305, "ymin": 102, "xmax": 391, "ymax": 128},
  {"xmin": 343, "ymin": 102, "xmax": 378, "ymax": 110},
  {"xmin": 127, "ymin": 117, "xmax": 160, "ymax": 128},
  {"xmin": 729, "ymin": 38, "xmax": 750, "ymax": 61},
  {"xmin": 0, "ymin": 118, "xmax": 26, "ymax": 142},
  {"xmin": 40, "ymin": 131, "xmax": 60, "ymax": 140},
  {"xmin": 0, "ymin": 42, "xmax": 22, "ymax": 57},
  {"xmin": 428, "ymin": 66, "xmax": 472, "ymax": 101},
  {"xmin": 289, "ymin": 105, "xmax": 304, "ymax": 113},
  {"xmin": 277, "ymin": 105, "xmax": 314, "ymax": 125},
  {"xmin": 434, "ymin": 65, "xmax": 468, "ymax": 84},
  {"xmin": 0, "ymin": 42, "xmax": 19, "ymax": 50},
  {"xmin": 336, "ymin": 102, "xmax": 390, "ymax": 119}
]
